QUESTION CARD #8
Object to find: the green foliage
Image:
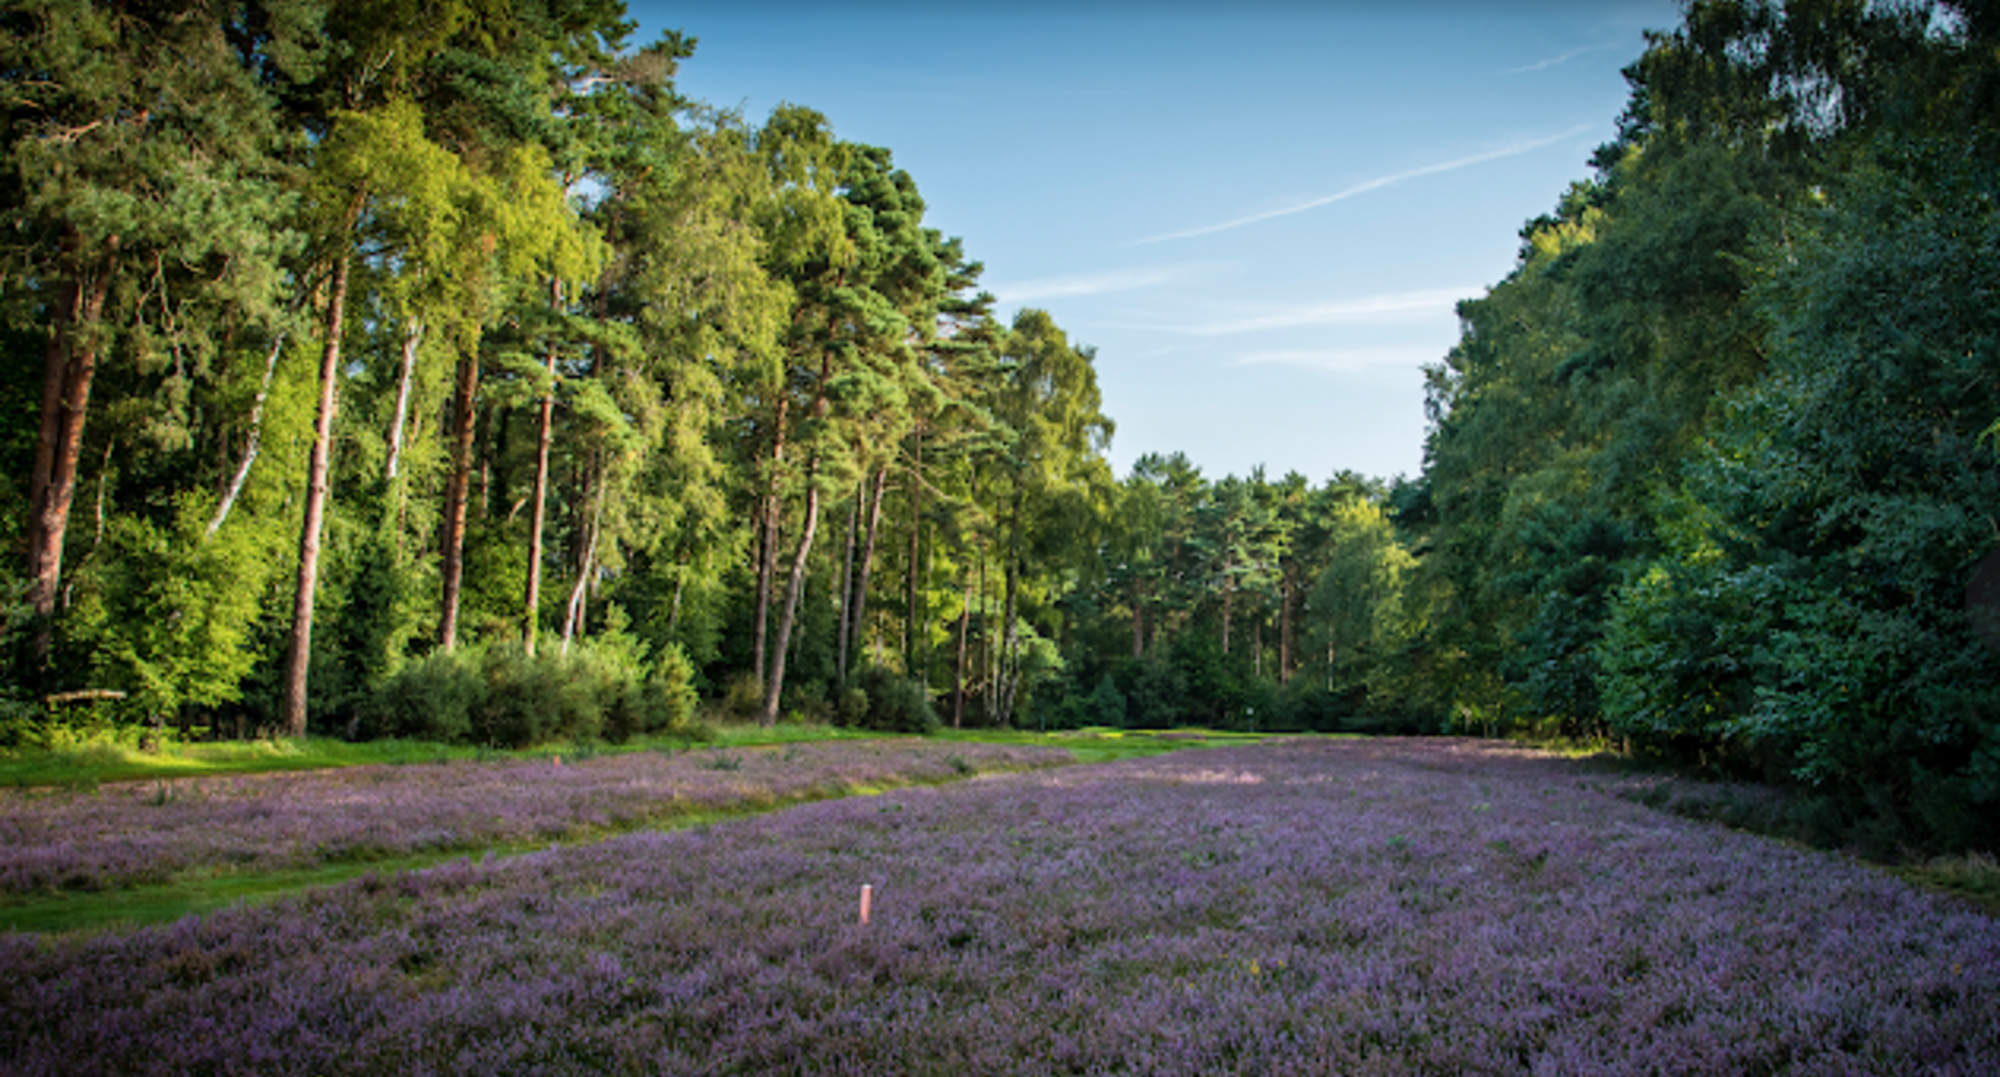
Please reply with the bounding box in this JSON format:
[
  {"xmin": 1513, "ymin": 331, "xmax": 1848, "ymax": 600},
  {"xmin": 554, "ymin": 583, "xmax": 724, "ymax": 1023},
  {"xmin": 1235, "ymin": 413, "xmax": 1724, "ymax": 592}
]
[
  {"xmin": 1596, "ymin": 132, "xmax": 2000, "ymax": 850},
  {"xmin": 355, "ymin": 650, "xmax": 480, "ymax": 744},
  {"xmin": 839, "ymin": 664, "xmax": 939, "ymax": 734},
  {"xmin": 355, "ymin": 636, "xmax": 698, "ymax": 749},
  {"xmin": 1084, "ymin": 673, "xmax": 1127, "ymax": 728},
  {"xmin": 1404, "ymin": 3, "xmax": 2000, "ymax": 853}
]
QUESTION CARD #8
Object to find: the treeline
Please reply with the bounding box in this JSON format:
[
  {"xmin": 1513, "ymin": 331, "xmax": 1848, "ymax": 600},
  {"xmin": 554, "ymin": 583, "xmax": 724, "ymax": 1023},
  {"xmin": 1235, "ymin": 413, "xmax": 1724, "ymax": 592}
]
[
  {"xmin": 10, "ymin": 0, "xmax": 2000, "ymax": 854},
  {"xmin": 1, "ymin": 0, "xmax": 1123, "ymax": 745},
  {"xmin": 1032, "ymin": 458, "xmax": 1438, "ymax": 736},
  {"xmin": 1377, "ymin": 0, "xmax": 2000, "ymax": 854}
]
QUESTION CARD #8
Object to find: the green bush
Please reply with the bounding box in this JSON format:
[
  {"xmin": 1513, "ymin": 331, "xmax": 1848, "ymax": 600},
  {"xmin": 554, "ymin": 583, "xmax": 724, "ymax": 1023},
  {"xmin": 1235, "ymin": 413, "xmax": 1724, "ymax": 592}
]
[
  {"xmin": 353, "ymin": 637, "xmax": 703, "ymax": 749},
  {"xmin": 474, "ymin": 644, "xmax": 584, "ymax": 748},
  {"xmin": 840, "ymin": 665, "xmax": 939, "ymax": 734},
  {"xmin": 719, "ymin": 673, "xmax": 763, "ymax": 722},
  {"xmin": 353, "ymin": 650, "xmax": 478, "ymax": 743}
]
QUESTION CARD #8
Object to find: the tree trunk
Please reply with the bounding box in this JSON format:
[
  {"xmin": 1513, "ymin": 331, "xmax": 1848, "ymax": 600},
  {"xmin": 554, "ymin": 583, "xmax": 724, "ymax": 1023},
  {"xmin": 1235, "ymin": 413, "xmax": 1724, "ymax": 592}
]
[
  {"xmin": 437, "ymin": 351, "xmax": 480, "ymax": 652},
  {"xmin": 849, "ymin": 464, "xmax": 889, "ymax": 673},
  {"xmin": 952, "ymin": 565, "xmax": 972, "ymax": 729},
  {"xmin": 905, "ymin": 424, "xmax": 923, "ymax": 675},
  {"xmin": 1279, "ymin": 565, "xmax": 1293, "ymax": 686},
  {"xmin": 1132, "ymin": 583, "xmax": 1146, "ymax": 659},
  {"xmin": 383, "ymin": 319, "xmax": 420, "ymax": 481},
  {"xmin": 753, "ymin": 395, "xmax": 787, "ymax": 681},
  {"xmin": 1221, "ymin": 554, "xmax": 1235, "ymax": 655},
  {"xmin": 279, "ymin": 236, "xmax": 354, "ymax": 738},
  {"xmin": 26, "ymin": 230, "xmax": 117, "ymax": 672},
  {"xmin": 560, "ymin": 458, "xmax": 604, "ymax": 653},
  {"xmin": 206, "ymin": 332, "xmax": 286, "ymax": 540},
  {"xmin": 523, "ymin": 280, "xmax": 561, "ymax": 654},
  {"xmin": 836, "ymin": 482, "xmax": 859, "ymax": 681},
  {"xmin": 999, "ymin": 554, "xmax": 1020, "ymax": 725},
  {"xmin": 977, "ymin": 549, "xmax": 990, "ymax": 724},
  {"xmin": 762, "ymin": 457, "xmax": 821, "ymax": 726}
]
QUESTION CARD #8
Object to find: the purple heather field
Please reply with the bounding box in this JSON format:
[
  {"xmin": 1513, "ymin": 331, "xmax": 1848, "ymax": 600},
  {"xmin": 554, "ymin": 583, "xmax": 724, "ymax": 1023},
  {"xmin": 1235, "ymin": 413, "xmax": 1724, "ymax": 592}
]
[
  {"xmin": 0, "ymin": 741, "xmax": 1066, "ymax": 894},
  {"xmin": 3, "ymin": 738, "xmax": 1998, "ymax": 1075}
]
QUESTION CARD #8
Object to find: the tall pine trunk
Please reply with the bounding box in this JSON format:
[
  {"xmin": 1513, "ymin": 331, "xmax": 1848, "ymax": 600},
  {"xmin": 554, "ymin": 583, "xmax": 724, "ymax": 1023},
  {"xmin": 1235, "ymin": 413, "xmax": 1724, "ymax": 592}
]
[
  {"xmin": 279, "ymin": 234, "xmax": 354, "ymax": 737},
  {"xmin": 952, "ymin": 564, "xmax": 972, "ymax": 729},
  {"xmin": 523, "ymin": 280, "xmax": 561, "ymax": 654},
  {"xmin": 560, "ymin": 456, "xmax": 604, "ymax": 653},
  {"xmin": 752, "ymin": 395, "xmax": 787, "ymax": 683},
  {"xmin": 836, "ymin": 483, "xmax": 859, "ymax": 681},
  {"xmin": 437, "ymin": 351, "xmax": 479, "ymax": 652},
  {"xmin": 762, "ymin": 456, "xmax": 821, "ymax": 726},
  {"xmin": 1221, "ymin": 554, "xmax": 1235, "ymax": 655},
  {"xmin": 25, "ymin": 230, "xmax": 117, "ymax": 673},
  {"xmin": 905, "ymin": 424, "xmax": 923, "ymax": 675},
  {"xmin": 1279, "ymin": 565, "xmax": 1293, "ymax": 685},
  {"xmin": 999, "ymin": 554, "xmax": 1020, "ymax": 724},
  {"xmin": 849, "ymin": 465, "xmax": 889, "ymax": 673}
]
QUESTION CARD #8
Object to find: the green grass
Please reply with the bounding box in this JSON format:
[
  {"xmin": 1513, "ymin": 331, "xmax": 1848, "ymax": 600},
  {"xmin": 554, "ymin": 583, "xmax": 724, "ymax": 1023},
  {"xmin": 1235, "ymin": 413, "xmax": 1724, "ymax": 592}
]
[
  {"xmin": 1887, "ymin": 855, "xmax": 2000, "ymax": 915},
  {"xmin": 0, "ymin": 723, "xmax": 1286, "ymax": 790},
  {"xmin": 0, "ymin": 736, "xmax": 483, "ymax": 789},
  {"xmin": 0, "ymin": 720, "xmax": 903, "ymax": 790},
  {"xmin": 933, "ymin": 726, "xmax": 1300, "ymax": 764}
]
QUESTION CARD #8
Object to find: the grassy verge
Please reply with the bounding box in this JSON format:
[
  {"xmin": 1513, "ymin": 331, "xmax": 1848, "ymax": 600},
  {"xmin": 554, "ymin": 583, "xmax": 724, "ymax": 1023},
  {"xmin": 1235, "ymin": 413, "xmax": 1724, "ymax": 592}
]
[
  {"xmin": 0, "ymin": 722, "xmax": 893, "ymax": 790},
  {"xmin": 935, "ymin": 726, "xmax": 1291, "ymax": 764},
  {"xmin": 0, "ymin": 723, "xmax": 1279, "ymax": 789}
]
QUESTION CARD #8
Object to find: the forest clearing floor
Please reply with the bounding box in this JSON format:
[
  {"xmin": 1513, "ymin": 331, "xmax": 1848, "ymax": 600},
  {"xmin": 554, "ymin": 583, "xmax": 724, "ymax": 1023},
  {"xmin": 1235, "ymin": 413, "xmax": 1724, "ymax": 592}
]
[{"xmin": 2, "ymin": 736, "xmax": 1993, "ymax": 1075}]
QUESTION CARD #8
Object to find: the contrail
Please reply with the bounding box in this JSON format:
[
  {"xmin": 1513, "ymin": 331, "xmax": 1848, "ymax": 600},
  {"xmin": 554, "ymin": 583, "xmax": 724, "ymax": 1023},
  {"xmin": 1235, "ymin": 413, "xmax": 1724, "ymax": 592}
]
[{"xmin": 1128, "ymin": 123, "xmax": 1596, "ymax": 246}]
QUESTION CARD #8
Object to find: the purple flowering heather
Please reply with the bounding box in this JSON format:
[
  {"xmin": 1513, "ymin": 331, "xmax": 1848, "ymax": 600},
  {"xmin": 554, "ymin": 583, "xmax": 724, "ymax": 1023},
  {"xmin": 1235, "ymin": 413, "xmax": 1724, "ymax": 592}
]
[
  {"xmin": 0, "ymin": 741, "xmax": 1065, "ymax": 894},
  {"xmin": 2, "ymin": 738, "xmax": 1995, "ymax": 1075}
]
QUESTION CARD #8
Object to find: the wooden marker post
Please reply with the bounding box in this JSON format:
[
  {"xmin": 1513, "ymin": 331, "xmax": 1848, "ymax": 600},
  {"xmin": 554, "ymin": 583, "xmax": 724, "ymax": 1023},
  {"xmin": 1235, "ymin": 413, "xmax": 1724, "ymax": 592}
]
[{"xmin": 859, "ymin": 884, "xmax": 873, "ymax": 925}]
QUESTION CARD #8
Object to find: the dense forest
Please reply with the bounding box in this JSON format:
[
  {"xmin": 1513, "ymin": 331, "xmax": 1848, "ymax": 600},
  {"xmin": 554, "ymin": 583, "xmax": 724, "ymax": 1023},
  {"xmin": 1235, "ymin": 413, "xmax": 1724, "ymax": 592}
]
[{"xmin": 5, "ymin": 1, "xmax": 1999, "ymax": 853}]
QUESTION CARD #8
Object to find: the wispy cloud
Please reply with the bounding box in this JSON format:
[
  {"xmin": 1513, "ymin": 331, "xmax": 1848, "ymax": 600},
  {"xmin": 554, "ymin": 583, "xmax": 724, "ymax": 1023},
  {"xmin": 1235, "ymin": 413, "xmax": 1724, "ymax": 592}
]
[
  {"xmin": 989, "ymin": 264, "xmax": 1201, "ymax": 304},
  {"xmin": 1127, "ymin": 125, "xmax": 1596, "ymax": 246},
  {"xmin": 1182, "ymin": 287, "xmax": 1474, "ymax": 335},
  {"xmin": 1234, "ymin": 347, "xmax": 1442, "ymax": 373},
  {"xmin": 1499, "ymin": 42, "xmax": 1625, "ymax": 76}
]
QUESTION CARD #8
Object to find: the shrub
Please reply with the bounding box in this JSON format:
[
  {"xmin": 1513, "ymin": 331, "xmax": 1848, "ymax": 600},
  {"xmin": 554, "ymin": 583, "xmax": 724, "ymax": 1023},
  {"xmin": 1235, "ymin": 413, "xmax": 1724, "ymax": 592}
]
[
  {"xmin": 719, "ymin": 673, "xmax": 763, "ymax": 723},
  {"xmin": 354, "ymin": 651, "xmax": 479, "ymax": 743},
  {"xmin": 841, "ymin": 665, "xmax": 939, "ymax": 734}
]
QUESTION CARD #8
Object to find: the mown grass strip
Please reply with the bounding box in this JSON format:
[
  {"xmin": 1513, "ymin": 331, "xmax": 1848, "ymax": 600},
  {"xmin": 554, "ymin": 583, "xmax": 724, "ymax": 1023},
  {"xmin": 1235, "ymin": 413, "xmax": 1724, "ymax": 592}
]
[
  {"xmin": 0, "ymin": 768, "xmax": 1020, "ymax": 936},
  {"xmin": 0, "ymin": 724, "xmax": 1276, "ymax": 790}
]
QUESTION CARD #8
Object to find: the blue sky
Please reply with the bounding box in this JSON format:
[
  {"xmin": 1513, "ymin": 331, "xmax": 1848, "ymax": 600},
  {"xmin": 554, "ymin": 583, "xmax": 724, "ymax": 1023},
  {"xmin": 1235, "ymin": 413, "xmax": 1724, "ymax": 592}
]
[{"xmin": 627, "ymin": 1, "xmax": 1681, "ymax": 484}]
